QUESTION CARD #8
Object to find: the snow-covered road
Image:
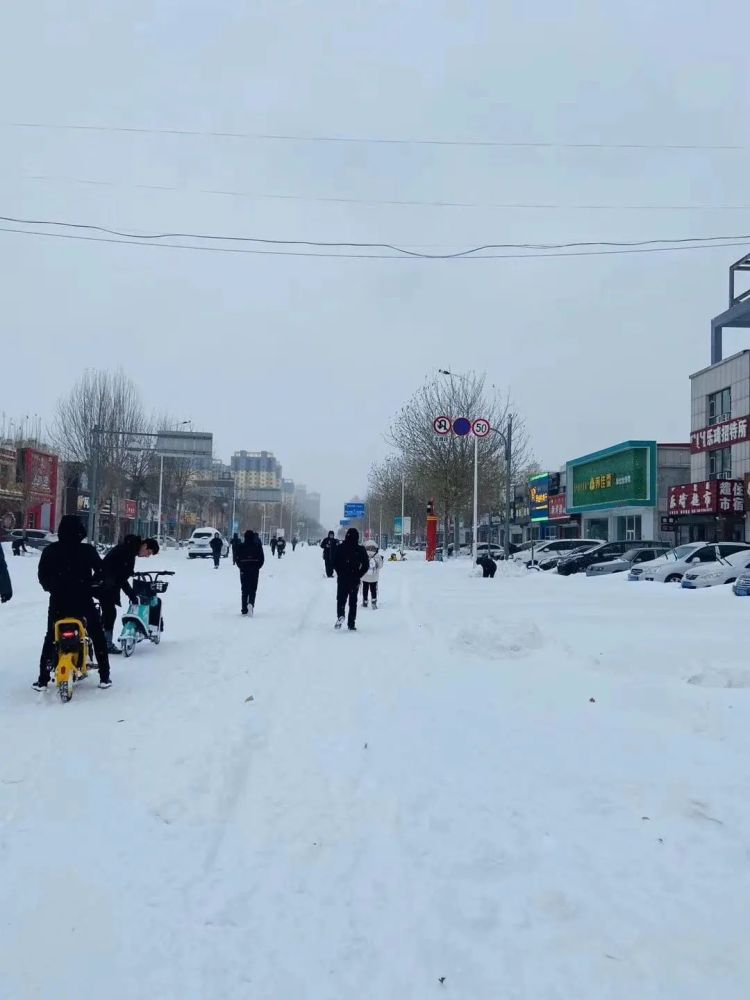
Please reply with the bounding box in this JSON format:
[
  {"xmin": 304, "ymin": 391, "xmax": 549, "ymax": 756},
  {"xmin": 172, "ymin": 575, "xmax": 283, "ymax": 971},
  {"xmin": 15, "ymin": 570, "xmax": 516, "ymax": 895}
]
[{"xmin": 2, "ymin": 544, "xmax": 749, "ymax": 999}]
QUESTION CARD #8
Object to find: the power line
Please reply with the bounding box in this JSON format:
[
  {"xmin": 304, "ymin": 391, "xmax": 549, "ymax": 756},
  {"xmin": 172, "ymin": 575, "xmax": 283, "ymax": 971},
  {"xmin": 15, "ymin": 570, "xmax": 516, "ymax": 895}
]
[
  {"xmin": 17, "ymin": 173, "xmax": 750, "ymax": 212},
  {"xmin": 4, "ymin": 120, "xmax": 747, "ymax": 153},
  {"xmin": 1, "ymin": 212, "xmax": 749, "ymax": 259},
  {"xmin": 1, "ymin": 225, "xmax": 748, "ymax": 261}
]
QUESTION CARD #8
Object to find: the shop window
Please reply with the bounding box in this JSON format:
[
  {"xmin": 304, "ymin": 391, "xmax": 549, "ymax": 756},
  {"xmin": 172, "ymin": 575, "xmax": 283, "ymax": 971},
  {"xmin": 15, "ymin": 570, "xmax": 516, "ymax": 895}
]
[
  {"xmin": 708, "ymin": 387, "xmax": 731, "ymax": 425},
  {"xmin": 616, "ymin": 515, "xmax": 642, "ymax": 541},
  {"xmin": 587, "ymin": 518, "xmax": 609, "ymax": 540},
  {"xmin": 708, "ymin": 446, "xmax": 732, "ymax": 480}
]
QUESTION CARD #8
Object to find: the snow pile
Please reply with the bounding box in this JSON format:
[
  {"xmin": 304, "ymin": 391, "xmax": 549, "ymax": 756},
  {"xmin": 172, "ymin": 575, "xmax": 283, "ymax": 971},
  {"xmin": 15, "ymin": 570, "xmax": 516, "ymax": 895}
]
[{"xmin": 2, "ymin": 546, "xmax": 750, "ymax": 998}]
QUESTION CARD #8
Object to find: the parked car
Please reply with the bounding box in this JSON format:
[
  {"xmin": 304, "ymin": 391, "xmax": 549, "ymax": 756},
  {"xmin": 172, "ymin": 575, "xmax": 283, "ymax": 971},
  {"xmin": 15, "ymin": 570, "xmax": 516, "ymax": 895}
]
[
  {"xmin": 629, "ymin": 542, "xmax": 750, "ymax": 583},
  {"xmin": 187, "ymin": 527, "xmax": 230, "ymax": 559},
  {"xmin": 559, "ymin": 540, "xmax": 666, "ymax": 576},
  {"xmin": 8, "ymin": 528, "xmax": 57, "ymax": 550},
  {"xmin": 515, "ymin": 538, "xmax": 600, "ymax": 569},
  {"xmin": 681, "ymin": 548, "xmax": 750, "ymax": 588},
  {"xmin": 586, "ymin": 545, "xmax": 671, "ymax": 576},
  {"xmin": 475, "ymin": 542, "xmax": 505, "ymax": 560},
  {"xmin": 732, "ymin": 572, "xmax": 750, "ymax": 596}
]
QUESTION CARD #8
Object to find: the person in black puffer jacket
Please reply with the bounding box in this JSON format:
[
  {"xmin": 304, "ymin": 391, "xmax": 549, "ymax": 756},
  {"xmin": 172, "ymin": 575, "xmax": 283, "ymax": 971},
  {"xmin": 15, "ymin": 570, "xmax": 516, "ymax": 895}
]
[
  {"xmin": 0, "ymin": 542, "xmax": 12, "ymax": 604},
  {"xmin": 333, "ymin": 527, "xmax": 369, "ymax": 630},
  {"xmin": 100, "ymin": 534, "xmax": 159, "ymax": 652},
  {"xmin": 35, "ymin": 515, "xmax": 111, "ymax": 690},
  {"xmin": 235, "ymin": 529, "xmax": 265, "ymax": 615}
]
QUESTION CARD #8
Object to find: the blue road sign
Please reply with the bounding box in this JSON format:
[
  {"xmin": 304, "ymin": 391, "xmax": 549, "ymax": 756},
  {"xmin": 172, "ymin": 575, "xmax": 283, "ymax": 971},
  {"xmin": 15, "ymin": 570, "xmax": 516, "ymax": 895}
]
[
  {"xmin": 340, "ymin": 518, "xmax": 351, "ymax": 526},
  {"xmin": 453, "ymin": 416, "xmax": 472, "ymax": 436},
  {"xmin": 344, "ymin": 502, "xmax": 366, "ymax": 519}
]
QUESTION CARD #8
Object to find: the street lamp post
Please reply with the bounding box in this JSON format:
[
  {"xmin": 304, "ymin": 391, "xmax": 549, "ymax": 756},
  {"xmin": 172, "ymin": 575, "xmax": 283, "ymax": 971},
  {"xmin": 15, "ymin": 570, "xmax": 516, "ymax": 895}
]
[{"xmin": 488, "ymin": 416, "xmax": 514, "ymax": 560}]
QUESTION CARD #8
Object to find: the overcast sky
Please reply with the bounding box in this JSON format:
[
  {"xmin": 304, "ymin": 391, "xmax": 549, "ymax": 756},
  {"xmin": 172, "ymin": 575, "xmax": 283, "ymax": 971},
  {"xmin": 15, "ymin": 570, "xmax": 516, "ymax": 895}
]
[{"xmin": 1, "ymin": 2, "xmax": 748, "ymax": 526}]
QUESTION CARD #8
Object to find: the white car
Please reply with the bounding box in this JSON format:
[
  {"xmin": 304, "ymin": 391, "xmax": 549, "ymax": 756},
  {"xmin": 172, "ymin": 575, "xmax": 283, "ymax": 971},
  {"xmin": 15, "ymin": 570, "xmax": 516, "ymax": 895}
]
[
  {"xmin": 629, "ymin": 542, "xmax": 750, "ymax": 583},
  {"xmin": 187, "ymin": 527, "xmax": 230, "ymax": 559},
  {"xmin": 681, "ymin": 548, "xmax": 750, "ymax": 589}
]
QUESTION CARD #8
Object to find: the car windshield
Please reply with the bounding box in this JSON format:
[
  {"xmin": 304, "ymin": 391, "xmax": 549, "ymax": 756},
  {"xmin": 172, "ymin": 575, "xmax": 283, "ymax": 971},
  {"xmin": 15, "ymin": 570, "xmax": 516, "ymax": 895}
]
[
  {"xmin": 193, "ymin": 531, "xmax": 213, "ymax": 539},
  {"xmin": 664, "ymin": 544, "xmax": 702, "ymax": 561},
  {"xmin": 621, "ymin": 549, "xmax": 643, "ymax": 561}
]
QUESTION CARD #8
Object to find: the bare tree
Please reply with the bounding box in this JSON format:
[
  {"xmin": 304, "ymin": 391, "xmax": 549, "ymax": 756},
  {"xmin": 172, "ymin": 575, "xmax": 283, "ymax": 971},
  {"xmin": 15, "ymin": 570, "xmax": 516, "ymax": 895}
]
[{"xmin": 50, "ymin": 370, "xmax": 149, "ymax": 537}]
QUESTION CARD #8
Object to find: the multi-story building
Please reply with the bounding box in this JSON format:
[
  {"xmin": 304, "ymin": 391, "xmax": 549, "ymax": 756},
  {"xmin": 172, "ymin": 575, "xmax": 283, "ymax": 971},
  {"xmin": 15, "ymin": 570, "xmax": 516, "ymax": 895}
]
[{"xmin": 231, "ymin": 450, "xmax": 282, "ymax": 495}]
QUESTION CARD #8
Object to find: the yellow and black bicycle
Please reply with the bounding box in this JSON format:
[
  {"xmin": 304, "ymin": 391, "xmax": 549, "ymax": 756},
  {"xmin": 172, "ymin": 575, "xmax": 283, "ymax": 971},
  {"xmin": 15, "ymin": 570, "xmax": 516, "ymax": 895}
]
[{"xmin": 53, "ymin": 617, "xmax": 93, "ymax": 703}]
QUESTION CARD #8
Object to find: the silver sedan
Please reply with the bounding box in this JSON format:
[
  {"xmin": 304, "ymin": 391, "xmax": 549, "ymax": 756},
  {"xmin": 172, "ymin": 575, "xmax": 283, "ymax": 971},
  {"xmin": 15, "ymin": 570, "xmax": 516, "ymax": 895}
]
[{"xmin": 586, "ymin": 546, "xmax": 670, "ymax": 577}]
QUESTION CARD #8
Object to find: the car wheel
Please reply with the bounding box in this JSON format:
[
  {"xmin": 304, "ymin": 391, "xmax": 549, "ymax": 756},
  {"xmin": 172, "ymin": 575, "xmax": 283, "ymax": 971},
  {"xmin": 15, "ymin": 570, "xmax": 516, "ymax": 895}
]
[
  {"xmin": 665, "ymin": 573, "xmax": 682, "ymax": 583},
  {"xmin": 188, "ymin": 554, "xmax": 196, "ymax": 559},
  {"xmin": 727, "ymin": 578, "xmax": 736, "ymax": 585}
]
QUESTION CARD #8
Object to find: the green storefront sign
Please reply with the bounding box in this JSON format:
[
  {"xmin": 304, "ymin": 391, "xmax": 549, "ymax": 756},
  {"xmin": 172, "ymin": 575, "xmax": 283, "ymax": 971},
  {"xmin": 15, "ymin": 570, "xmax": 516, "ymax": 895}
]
[{"xmin": 567, "ymin": 441, "xmax": 656, "ymax": 513}]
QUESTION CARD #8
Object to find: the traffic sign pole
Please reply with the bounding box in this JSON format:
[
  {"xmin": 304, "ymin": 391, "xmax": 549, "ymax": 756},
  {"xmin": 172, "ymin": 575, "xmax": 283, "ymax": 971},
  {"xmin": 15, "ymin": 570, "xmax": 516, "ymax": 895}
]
[{"xmin": 473, "ymin": 434, "xmax": 478, "ymax": 558}]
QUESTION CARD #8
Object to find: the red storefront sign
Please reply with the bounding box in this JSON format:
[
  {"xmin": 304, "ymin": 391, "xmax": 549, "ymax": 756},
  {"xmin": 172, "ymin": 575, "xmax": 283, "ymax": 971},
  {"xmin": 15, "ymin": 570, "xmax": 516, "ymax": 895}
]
[
  {"xmin": 120, "ymin": 499, "xmax": 138, "ymax": 520},
  {"xmin": 548, "ymin": 493, "xmax": 568, "ymax": 520},
  {"xmin": 23, "ymin": 449, "xmax": 59, "ymax": 529},
  {"xmin": 667, "ymin": 479, "xmax": 745, "ymax": 515},
  {"xmin": 691, "ymin": 417, "xmax": 750, "ymax": 453}
]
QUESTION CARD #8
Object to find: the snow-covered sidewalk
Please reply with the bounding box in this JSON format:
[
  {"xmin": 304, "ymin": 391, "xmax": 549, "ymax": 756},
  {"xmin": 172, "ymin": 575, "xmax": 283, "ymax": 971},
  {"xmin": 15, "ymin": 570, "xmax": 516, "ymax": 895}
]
[{"xmin": 1, "ymin": 545, "xmax": 749, "ymax": 999}]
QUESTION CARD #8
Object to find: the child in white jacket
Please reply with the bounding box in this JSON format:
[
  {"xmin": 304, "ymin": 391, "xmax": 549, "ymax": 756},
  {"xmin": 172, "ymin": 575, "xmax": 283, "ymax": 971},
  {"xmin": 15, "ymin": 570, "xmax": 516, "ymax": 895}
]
[{"xmin": 362, "ymin": 539, "xmax": 384, "ymax": 609}]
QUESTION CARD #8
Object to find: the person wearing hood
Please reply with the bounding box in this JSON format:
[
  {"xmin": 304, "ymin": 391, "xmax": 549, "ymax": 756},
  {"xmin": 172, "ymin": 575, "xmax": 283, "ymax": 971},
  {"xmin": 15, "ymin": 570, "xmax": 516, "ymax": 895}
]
[
  {"xmin": 320, "ymin": 530, "xmax": 338, "ymax": 578},
  {"xmin": 100, "ymin": 534, "xmax": 159, "ymax": 652},
  {"xmin": 270, "ymin": 535, "xmax": 278, "ymax": 557},
  {"xmin": 0, "ymin": 541, "xmax": 12, "ymax": 604},
  {"xmin": 235, "ymin": 529, "xmax": 265, "ymax": 615},
  {"xmin": 276, "ymin": 536, "xmax": 287, "ymax": 558},
  {"xmin": 34, "ymin": 514, "xmax": 111, "ymax": 690},
  {"xmin": 209, "ymin": 532, "xmax": 224, "ymax": 568},
  {"xmin": 362, "ymin": 539, "xmax": 384, "ymax": 609},
  {"xmin": 333, "ymin": 527, "xmax": 369, "ymax": 630}
]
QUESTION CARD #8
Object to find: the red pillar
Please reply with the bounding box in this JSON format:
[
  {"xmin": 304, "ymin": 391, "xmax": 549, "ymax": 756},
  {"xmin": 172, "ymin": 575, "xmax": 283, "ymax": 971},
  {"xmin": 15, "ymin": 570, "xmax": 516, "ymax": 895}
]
[{"xmin": 426, "ymin": 499, "xmax": 438, "ymax": 561}]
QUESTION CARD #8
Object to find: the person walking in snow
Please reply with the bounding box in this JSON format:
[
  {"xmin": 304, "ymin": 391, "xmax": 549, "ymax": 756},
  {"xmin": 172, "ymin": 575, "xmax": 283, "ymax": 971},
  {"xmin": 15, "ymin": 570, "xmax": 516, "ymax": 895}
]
[
  {"xmin": 99, "ymin": 534, "xmax": 159, "ymax": 653},
  {"xmin": 292, "ymin": 536, "xmax": 298, "ymax": 552},
  {"xmin": 0, "ymin": 541, "xmax": 12, "ymax": 604},
  {"xmin": 34, "ymin": 515, "xmax": 111, "ymax": 690},
  {"xmin": 476, "ymin": 554, "xmax": 497, "ymax": 578},
  {"xmin": 12, "ymin": 534, "xmax": 28, "ymax": 556},
  {"xmin": 235, "ymin": 529, "xmax": 265, "ymax": 616},
  {"xmin": 276, "ymin": 536, "xmax": 286, "ymax": 559},
  {"xmin": 321, "ymin": 530, "xmax": 338, "ymax": 578},
  {"xmin": 270, "ymin": 535, "xmax": 278, "ymax": 558},
  {"xmin": 209, "ymin": 532, "xmax": 224, "ymax": 568},
  {"xmin": 230, "ymin": 532, "xmax": 241, "ymax": 565},
  {"xmin": 333, "ymin": 527, "xmax": 369, "ymax": 630},
  {"xmin": 362, "ymin": 539, "xmax": 384, "ymax": 609}
]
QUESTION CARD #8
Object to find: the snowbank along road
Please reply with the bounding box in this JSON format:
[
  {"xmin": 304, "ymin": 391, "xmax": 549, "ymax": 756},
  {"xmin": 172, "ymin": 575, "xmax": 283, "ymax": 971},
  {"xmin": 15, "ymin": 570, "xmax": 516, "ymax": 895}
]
[{"xmin": 1, "ymin": 544, "xmax": 749, "ymax": 999}]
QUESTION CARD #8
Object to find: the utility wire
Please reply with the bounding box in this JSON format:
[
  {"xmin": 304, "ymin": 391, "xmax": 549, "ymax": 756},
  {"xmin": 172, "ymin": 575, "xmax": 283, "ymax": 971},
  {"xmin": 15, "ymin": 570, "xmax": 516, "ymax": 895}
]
[
  {"xmin": 4, "ymin": 120, "xmax": 747, "ymax": 152},
  {"xmin": 1, "ymin": 212, "xmax": 749, "ymax": 259},
  {"xmin": 0, "ymin": 226, "xmax": 747, "ymax": 261},
  {"xmin": 16, "ymin": 173, "xmax": 750, "ymax": 212}
]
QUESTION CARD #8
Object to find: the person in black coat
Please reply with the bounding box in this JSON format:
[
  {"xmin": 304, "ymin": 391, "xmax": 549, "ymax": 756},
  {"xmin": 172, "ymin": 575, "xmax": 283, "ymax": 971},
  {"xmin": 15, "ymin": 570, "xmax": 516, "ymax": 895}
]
[
  {"xmin": 0, "ymin": 542, "xmax": 12, "ymax": 604},
  {"xmin": 230, "ymin": 532, "xmax": 241, "ymax": 565},
  {"xmin": 270, "ymin": 536, "xmax": 278, "ymax": 557},
  {"xmin": 477, "ymin": 554, "xmax": 497, "ymax": 578},
  {"xmin": 333, "ymin": 527, "xmax": 369, "ymax": 630},
  {"xmin": 209, "ymin": 532, "xmax": 224, "ymax": 568},
  {"xmin": 276, "ymin": 537, "xmax": 286, "ymax": 558},
  {"xmin": 320, "ymin": 531, "xmax": 338, "ymax": 578},
  {"xmin": 100, "ymin": 534, "xmax": 159, "ymax": 652},
  {"xmin": 35, "ymin": 514, "xmax": 111, "ymax": 690},
  {"xmin": 235, "ymin": 529, "xmax": 265, "ymax": 615}
]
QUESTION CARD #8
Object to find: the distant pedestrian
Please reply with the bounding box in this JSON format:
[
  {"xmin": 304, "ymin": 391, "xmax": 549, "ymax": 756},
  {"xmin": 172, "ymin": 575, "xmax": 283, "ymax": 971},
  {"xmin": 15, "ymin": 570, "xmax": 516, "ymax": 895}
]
[
  {"xmin": 235, "ymin": 529, "xmax": 265, "ymax": 616},
  {"xmin": 362, "ymin": 539, "xmax": 384, "ymax": 608},
  {"xmin": 0, "ymin": 542, "xmax": 12, "ymax": 604},
  {"xmin": 230, "ymin": 532, "xmax": 241, "ymax": 565},
  {"xmin": 209, "ymin": 532, "xmax": 224, "ymax": 568},
  {"xmin": 276, "ymin": 537, "xmax": 286, "ymax": 558},
  {"xmin": 270, "ymin": 536, "xmax": 278, "ymax": 557},
  {"xmin": 11, "ymin": 537, "xmax": 27, "ymax": 556},
  {"xmin": 333, "ymin": 528, "xmax": 369, "ymax": 630},
  {"xmin": 477, "ymin": 555, "xmax": 497, "ymax": 578},
  {"xmin": 292, "ymin": 536, "xmax": 298, "ymax": 552},
  {"xmin": 321, "ymin": 530, "xmax": 338, "ymax": 578}
]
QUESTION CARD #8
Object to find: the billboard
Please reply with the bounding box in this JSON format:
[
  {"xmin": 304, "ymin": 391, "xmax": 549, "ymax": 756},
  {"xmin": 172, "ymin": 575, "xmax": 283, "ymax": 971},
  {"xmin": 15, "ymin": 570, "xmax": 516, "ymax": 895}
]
[
  {"xmin": 567, "ymin": 441, "xmax": 656, "ymax": 513},
  {"xmin": 668, "ymin": 479, "xmax": 744, "ymax": 515},
  {"xmin": 155, "ymin": 431, "xmax": 213, "ymax": 460},
  {"xmin": 529, "ymin": 473, "xmax": 550, "ymax": 522},
  {"xmin": 548, "ymin": 493, "xmax": 568, "ymax": 520}
]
